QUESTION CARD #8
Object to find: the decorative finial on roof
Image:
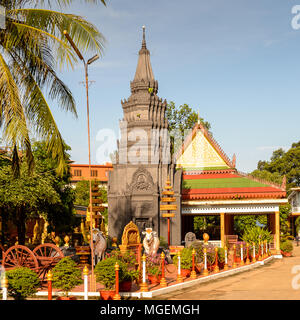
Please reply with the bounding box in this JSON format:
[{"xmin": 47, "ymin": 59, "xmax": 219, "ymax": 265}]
[
  {"xmin": 232, "ymin": 153, "xmax": 236, "ymax": 167},
  {"xmin": 142, "ymin": 25, "xmax": 146, "ymax": 49}
]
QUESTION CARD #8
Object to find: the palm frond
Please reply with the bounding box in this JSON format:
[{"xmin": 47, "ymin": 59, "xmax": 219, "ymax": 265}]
[
  {"xmin": 10, "ymin": 51, "xmax": 70, "ymax": 175},
  {"xmin": 0, "ymin": 50, "xmax": 34, "ymax": 174},
  {"xmin": 3, "ymin": 18, "xmax": 77, "ymax": 118},
  {"xmin": 8, "ymin": 8, "xmax": 106, "ymax": 68}
]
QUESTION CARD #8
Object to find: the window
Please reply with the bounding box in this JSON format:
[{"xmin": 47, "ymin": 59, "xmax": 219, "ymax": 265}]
[
  {"xmin": 91, "ymin": 170, "xmax": 98, "ymax": 177},
  {"xmin": 73, "ymin": 169, "xmax": 82, "ymax": 177}
]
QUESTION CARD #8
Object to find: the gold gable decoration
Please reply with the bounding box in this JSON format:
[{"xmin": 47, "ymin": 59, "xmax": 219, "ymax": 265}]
[{"xmin": 176, "ymin": 129, "xmax": 230, "ymax": 169}]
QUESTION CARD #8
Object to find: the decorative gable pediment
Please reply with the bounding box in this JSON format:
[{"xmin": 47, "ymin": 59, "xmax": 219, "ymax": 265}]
[{"xmin": 176, "ymin": 128, "xmax": 230, "ymax": 170}]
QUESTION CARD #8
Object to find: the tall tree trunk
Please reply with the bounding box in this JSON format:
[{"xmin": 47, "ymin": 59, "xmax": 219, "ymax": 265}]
[{"xmin": 16, "ymin": 206, "xmax": 26, "ymax": 245}]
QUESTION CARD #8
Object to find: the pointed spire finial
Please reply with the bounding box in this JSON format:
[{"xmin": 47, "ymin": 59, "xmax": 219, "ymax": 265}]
[{"xmin": 142, "ymin": 25, "xmax": 146, "ymax": 49}]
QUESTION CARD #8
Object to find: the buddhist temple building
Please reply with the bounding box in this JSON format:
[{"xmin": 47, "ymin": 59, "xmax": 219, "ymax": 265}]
[
  {"xmin": 176, "ymin": 121, "xmax": 287, "ymax": 254},
  {"xmin": 107, "ymin": 28, "xmax": 288, "ymax": 255}
]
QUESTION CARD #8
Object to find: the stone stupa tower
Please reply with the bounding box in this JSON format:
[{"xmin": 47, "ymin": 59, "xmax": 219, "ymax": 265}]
[{"xmin": 108, "ymin": 27, "xmax": 182, "ymax": 244}]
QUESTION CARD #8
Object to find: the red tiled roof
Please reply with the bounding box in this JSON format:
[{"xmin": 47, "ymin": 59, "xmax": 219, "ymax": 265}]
[{"xmin": 182, "ymin": 169, "xmax": 286, "ymax": 200}]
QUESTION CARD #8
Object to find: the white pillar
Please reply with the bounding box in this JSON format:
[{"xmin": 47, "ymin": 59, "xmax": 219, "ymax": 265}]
[
  {"xmin": 240, "ymin": 246, "xmax": 243, "ymax": 261},
  {"xmin": 178, "ymin": 255, "xmax": 181, "ymax": 276},
  {"xmin": 83, "ymin": 266, "xmax": 89, "ymax": 301},
  {"xmin": 1, "ymin": 274, "xmax": 7, "ymax": 301}
]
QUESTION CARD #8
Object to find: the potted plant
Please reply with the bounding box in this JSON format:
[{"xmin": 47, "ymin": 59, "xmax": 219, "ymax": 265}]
[
  {"xmin": 191, "ymin": 241, "xmax": 204, "ymax": 273},
  {"xmin": 120, "ymin": 269, "xmax": 140, "ymax": 292},
  {"xmin": 146, "ymin": 254, "xmax": 162, "ymax": 284},
  {"xmin": 217, "ymin": 247, "xmax": 225, "ymax": 269},
  {"xmin": 52, "ymin": 257, "xmax": 83, "ymax": 300},
  {"xmin": 172, "ymin": 248, "xmax": 193, "ymax": 277},
  {"xmin": 109, "ymin": 250, "xmax": 139, "ymax": 292},
  {"xmin": 280, "ymin": 240, "xmax": 293, "ymax": 257},
  {"xmin": 95, "ymin": 257, "xmax": 125, "ymax": 299},
  {"xmin": 6, "ymin": 267, "xmax": 40, "ymax": 300}
]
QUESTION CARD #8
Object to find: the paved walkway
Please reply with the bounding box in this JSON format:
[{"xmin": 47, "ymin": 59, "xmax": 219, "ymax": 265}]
[{"xmin": 159, "ymin": 245, "xmax": 300, "ymax": 300}]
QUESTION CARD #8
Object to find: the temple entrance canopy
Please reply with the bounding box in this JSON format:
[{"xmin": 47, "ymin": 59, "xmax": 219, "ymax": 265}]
[{"xmin": 176, "ymin": 122, "xmax": 288, "ymax": 253}]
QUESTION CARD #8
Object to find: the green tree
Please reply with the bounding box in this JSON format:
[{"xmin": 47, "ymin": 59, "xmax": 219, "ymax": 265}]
[
  {"xmin": 0, "ymin": 0, "xmax": 106, "ymax": 176},
  {"xmin": 0, "ymin": 140, "xmax": 77, "ymax": 244},
  {"xmin": 74, "ymin": 179, "xmax": 108, "ymax": 224},
  {"xmin": 250, "ymin": 170, "xmax": 283, "ymax": 186},
  {"xmin": 166, "ymin": 101, "xmax": 210, "ymax": 134},
  {"xmin": 166, "ymin": 101, "xmax": 211, "ymax": 154},
  {"xmin": 74, "ymin": 180, "xmax": 107, "ymax": 207},
  {"xmin": 233, "ymin": 215, "xmax": 267, "ymax": 238},
  {"xmin": 31, "ymin": 141, "xmax": 77, "ymax": 234},
  {"xmin": 251, "ymin": 143, "xmax": 300, "ymax": 237},
  {"xmin": 0, "ymin": 157, "xmax": 60, "ymax": 244},
  {"xmin": 193, "ymin": 216, "xmax": 220, "ymax": 240},
  {"xmin": 253, "ymin": 142, "xmax": 300, "ymax": 190}
]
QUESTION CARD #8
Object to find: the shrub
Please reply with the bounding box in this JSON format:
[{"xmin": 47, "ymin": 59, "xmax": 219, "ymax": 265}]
[
  {"xmin": 242, "ymin": 226, "xmax": 271, "ymax": 246},
  {"xmin": 146, "ymin": 254, "xmax": 162, "ymax": 276},
  {"xmin": 217, "ymin": 247, "xmax": 225, "ymax": 263},
  {"xmin": 95, "ymin": 257, "xmax": 126, "ymax": 289},
  {"xmin": 191, "ymin": 241, "xmax": 204, "ymax": 263},
  {"xmin": 6, "ymin": 267, "xmax": 40, "ymax": 300},
  {"xmin": 172, "ymin": 248, "xmax": 193, "ymax": 269},
  {"xmin": 108, "ymin": 250, "xmax": 139, "ymax": 282},
  {"xmin": 280, "ymin": 240, "xmax": 293, "ymax": 253},
  {"xmin": 52, "ymin": 257, "xmax": 83, "ymax": 296}
]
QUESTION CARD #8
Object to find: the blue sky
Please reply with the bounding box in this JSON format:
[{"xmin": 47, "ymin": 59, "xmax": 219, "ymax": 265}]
[{"xmin": 51, "ymin": 0, "xmax": 300, "ymax": 172}]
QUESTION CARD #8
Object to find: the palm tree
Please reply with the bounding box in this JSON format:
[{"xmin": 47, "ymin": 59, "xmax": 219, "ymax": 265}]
[{"xmin": 0, "ymin": 0, "xmax": 106, "ymax": 176}]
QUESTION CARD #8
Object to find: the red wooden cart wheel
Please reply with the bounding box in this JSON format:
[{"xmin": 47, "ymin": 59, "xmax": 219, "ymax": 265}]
[
  {"xmin": 33, "ymin": 243, "xmax": 64, "ymax": 280},
  {"xmin": 2, "ymin": 245, "xmax": 39, "ymax": 271}
]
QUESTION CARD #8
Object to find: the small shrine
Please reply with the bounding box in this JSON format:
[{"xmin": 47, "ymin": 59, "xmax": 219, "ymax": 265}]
[{"xmin": 119, "ymin": 221, "xmax": 142, "ymax": 269}]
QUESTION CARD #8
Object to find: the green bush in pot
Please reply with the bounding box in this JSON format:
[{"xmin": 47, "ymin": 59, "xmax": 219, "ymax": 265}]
[
  {"xmin": 95, "ymin": 257, "xmax": 126, "ymax": 290},
  {"xmin": 52, "ymin": 257, "xmax": 83, "ymax": 296},
  {"xmin": 280, "ymin": 240, "xmax": 293, "ymax": 253},
  {"xmin": 6, "ymin": 267, "xmax": 40, "ymax": 300},
  {"xmin": 172, "ymin": 248, "xmax": 193, "ymax": 269}
]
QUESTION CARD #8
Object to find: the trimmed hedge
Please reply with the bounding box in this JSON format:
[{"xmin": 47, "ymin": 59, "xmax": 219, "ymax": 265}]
[{"xmin": 6, "ymin": 267, "xmax": 40, "ymax": 300}]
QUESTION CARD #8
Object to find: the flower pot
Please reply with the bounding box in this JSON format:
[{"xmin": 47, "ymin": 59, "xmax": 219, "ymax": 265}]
[
  {"xmin": 281, "ymin": 251, "xmax": 292, "ymax": 257},
  {"xmin": 147, "ymin": 274, "xmax": 161, "ymax": 284},
  {"xmin": 56, "ymin": 296, "xmax": 77, "ymax": 300},
  {"xmin": 181, "ymin": 269, "xmax": 191, "ymax": 277},
  {"xmin": 235, "ymin": 257, "xmax": 241, "ymax": 263},
  {"xmin": 119, "ymin": 280, "xmax": 132, "ymax": 292},
  {"xmin": 99, "ymin": 290, "xmax": 116, "ymax": 300},
  {"xmin": 195, "ymin": 263, "xmax": 203, "ymax": 274},
  {"xmin": 218, "ymin": 262, "xmax": 225, "ymax": 269}
]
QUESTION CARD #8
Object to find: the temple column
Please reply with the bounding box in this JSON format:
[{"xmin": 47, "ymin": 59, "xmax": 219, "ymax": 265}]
[
  {"xmin": 220, "ymin": 212, "xmax": 225, "ymax": 248},
  {"xmin": 275, "ymin": 211, "xmax": 281, "ymax": 255}
]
